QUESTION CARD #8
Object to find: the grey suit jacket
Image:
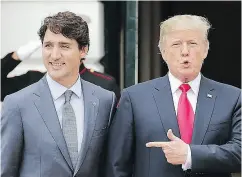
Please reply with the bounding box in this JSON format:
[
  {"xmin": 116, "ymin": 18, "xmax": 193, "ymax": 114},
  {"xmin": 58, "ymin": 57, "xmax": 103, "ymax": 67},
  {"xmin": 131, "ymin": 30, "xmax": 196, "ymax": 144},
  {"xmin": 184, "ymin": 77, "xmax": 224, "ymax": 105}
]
[
  {"xmin": 1, "ymin": 76, "xmax": 116, "ymax": 177},
  {"xmin": 105, "ymin": 74, "xmax": 241, "ymax": 177}
]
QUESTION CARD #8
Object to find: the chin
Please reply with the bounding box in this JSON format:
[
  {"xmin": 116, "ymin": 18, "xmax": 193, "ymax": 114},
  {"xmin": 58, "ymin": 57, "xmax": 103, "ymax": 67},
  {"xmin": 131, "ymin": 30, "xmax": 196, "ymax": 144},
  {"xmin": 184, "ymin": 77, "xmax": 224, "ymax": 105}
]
[
  {"xmin": 49, "ymin": 70, "xmax": 66, "ymax": 80},
  {"xmin": 184, "ymin": 74, "xmax": 198, "ymax": 82}
]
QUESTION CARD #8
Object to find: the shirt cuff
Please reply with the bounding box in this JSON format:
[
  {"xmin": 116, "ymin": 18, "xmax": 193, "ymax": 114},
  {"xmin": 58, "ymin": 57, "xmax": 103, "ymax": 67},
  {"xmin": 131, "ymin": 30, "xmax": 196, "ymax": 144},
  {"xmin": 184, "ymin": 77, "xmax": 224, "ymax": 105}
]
[{"xmin": 182, "ymin": 145, "xmax": 192, "ymax": 170}]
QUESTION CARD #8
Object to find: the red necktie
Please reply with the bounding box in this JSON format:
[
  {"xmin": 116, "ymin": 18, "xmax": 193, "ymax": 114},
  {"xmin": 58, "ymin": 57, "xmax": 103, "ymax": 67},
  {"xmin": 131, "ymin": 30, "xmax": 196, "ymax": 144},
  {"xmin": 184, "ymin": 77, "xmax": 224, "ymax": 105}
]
[{"xmin": 177, "ymin": 84, "xmax": 194, "ymax": 144}]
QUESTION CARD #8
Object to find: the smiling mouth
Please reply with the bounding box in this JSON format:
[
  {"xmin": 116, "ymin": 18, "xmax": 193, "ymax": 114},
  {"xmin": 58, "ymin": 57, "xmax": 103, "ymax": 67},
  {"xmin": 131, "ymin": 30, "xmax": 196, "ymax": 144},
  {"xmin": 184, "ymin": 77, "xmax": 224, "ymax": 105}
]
[
  {"xmin": 50, "ymin": 62, "xmax": 65, "ymax": 65},
  {"xmin": 49, "ymin": 62, "xmax": 65, "ymax": 69}
]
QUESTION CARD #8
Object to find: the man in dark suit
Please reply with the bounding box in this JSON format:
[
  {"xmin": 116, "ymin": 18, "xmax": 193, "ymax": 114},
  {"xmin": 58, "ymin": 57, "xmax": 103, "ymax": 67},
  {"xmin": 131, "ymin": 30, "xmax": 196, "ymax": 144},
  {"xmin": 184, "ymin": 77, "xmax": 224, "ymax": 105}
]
[
  {"xmin": 105, "ymin": 14, "xmax": 241, "ymax": 177},
  {"xmin": 1, "ymin": 45, "xmax": 120, "ymax": 101},
  {"xmin": 1, "ymin": 11, "xmax": 116, "ymax": 177}
]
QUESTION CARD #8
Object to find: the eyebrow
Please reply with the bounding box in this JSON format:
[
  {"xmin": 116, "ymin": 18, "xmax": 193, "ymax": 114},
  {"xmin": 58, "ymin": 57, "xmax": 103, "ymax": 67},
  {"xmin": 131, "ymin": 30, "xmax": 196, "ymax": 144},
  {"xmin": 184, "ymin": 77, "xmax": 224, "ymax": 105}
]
[
  {"xmin": 187, "ymin": 39, "xmax": 198, "ymax": 42},
  {"xmin": 43, "ymin": 41, "xmax": 72, "ymax": 45},
  {"xmin": 171, "ymin": 39, "xmax": 198, "ymax": 43},
  {"xmin": 59, "ymin": 42, "xmax": 72, "ymax": 45},
  {"xmin": 171, "ymin": 40, "xmax": 182, "ymax": 43}
]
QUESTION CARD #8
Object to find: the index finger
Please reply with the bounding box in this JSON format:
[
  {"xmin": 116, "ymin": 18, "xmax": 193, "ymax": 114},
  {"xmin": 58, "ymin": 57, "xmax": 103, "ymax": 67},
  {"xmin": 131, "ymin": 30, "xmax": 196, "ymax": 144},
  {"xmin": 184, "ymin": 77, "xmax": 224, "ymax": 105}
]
[{"xmin": 146, "ymin": 142, "xmax": 169, "ymax": 148}]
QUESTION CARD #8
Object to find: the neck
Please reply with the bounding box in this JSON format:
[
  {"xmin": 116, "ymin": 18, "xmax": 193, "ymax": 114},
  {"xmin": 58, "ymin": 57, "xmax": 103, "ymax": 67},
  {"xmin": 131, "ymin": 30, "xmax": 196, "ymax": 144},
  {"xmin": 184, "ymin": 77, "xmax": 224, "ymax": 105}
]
[
  {"xmin": 183, "ymin": 77, "xmax": 190, "ymax": 83},
  {"xmin": 56, "ymin": 74, "xmax": 79, "ymax": 88}
]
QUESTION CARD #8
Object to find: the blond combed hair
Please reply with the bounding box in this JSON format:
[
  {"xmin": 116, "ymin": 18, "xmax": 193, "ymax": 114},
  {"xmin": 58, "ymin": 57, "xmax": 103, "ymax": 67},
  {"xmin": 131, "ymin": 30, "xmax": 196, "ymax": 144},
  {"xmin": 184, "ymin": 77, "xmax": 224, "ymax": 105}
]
[{"xmin": 158, "ymin": 14, "xmax": 212, "ymax": 50}]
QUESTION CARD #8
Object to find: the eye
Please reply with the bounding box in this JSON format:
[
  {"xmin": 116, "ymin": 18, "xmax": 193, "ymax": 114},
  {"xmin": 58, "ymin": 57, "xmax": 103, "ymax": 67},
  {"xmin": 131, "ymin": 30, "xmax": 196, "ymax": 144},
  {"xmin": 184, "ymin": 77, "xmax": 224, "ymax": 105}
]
[
  {"xmin": 44, "ymin": 44, "xmax": 52, "ymax": 48},
  {"xmin": 61, "ymin": 45, "xmax": 70, "ymax": 49},
  {"xmin": 189, "ymin": 42, "xmax": 197, "ymax": 45},
  {"xmin": 172, "ymin": 43, "xmax": 181, "ymax": 47}
]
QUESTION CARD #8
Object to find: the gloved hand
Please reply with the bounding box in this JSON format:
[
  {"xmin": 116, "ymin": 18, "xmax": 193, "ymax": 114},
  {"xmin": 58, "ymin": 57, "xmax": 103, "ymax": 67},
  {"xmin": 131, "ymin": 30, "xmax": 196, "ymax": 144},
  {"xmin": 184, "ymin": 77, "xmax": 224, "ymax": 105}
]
[{"xmin": 16, "ymin": 40, "xmax": 41, "ymax": 61}]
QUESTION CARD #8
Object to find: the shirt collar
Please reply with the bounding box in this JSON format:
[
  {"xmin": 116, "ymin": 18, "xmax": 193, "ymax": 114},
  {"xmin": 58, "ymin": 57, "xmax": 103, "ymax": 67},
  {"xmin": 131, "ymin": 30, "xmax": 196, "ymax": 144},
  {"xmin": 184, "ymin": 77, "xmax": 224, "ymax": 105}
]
[
  {"xmin": 46, "ymin": 73, "xmax": 82, "ymax": 100},
  {"xmin": 168, "ymin": 72, "xmax": 201, "ymax": 96}
]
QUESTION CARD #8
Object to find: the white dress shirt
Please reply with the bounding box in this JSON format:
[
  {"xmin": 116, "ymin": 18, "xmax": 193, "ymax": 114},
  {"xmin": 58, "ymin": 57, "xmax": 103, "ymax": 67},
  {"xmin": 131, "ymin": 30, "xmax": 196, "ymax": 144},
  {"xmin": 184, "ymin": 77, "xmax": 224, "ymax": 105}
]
[
  {"xmin": 168, "ymin": 72, "xmax": 201, "ymax": 170},
  {"xmin": 46, "ymin": 74, "xmax": 84, "ymax": 153}
]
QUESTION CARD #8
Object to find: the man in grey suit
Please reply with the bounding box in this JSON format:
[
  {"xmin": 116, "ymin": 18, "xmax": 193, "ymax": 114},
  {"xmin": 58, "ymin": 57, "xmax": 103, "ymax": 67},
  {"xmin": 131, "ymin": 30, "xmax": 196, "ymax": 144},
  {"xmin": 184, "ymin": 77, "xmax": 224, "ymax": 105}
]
[
  {"xmin": 1, "ymin": 11, "xmax": 116, "ymax": 177},
  {"xmin": 105, "ymin": 15, "xmax": 241, "ymax": 177}
]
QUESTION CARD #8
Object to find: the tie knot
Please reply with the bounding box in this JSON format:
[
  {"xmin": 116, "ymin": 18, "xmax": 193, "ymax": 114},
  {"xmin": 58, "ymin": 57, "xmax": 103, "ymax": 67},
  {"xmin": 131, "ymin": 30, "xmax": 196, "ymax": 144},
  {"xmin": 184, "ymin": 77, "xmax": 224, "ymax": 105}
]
[
  {"xmin": 179, "ymin": 84, "xmax": 191, "ymax": 93},
  {"xmin": 64, "ymin": 90, "xmax": 73, "ymax": 103}
]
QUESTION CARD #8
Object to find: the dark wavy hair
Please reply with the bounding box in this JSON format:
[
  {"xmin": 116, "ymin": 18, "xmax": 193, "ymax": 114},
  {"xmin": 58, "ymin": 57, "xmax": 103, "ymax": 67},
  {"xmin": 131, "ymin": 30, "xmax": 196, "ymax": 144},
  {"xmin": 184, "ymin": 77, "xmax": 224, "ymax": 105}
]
[{"xmin": 38, "ymin": 11, "xmax": 90, "ymax": 50}]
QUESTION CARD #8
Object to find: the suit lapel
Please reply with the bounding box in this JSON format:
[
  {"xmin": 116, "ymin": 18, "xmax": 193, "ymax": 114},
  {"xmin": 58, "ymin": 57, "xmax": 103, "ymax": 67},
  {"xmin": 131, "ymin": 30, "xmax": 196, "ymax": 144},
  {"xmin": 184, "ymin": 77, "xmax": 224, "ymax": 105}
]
[
  {"xmin": 152, "ymin": 75, "xmax": 181, "ymax": 138},
  {"xmin": 32, "ymin": 76, "xmax": 73, "ymax": 171},
  {"xmin": 192, "ymin": 76, "xmax": 216, "ymax": 144},
  {"xmin": 74, "ymin": 79, "xmax": 99, "ymax": 175}
]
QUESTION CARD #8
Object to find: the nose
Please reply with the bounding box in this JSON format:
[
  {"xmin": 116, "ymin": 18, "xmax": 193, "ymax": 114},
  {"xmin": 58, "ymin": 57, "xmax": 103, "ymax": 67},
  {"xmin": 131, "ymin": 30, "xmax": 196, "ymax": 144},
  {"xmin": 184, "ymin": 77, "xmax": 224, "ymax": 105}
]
[
  {"xmin": 51, "ymin": 47, "xmax": 61, "ymax": 60},
  {"xmin": 181, "ymin": 43, "xmax": 189, "ymax": 57}
]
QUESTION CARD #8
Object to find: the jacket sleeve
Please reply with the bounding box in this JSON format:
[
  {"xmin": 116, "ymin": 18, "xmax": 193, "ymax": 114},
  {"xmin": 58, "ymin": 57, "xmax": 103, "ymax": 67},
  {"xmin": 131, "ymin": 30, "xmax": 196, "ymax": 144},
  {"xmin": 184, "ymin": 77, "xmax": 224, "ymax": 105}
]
[
  {"xmin": 1, "ymin": 95, "xmax": 24, "ymax": 177},
  {"xmin": 99, "ymin": 91, "xmax": 117, "ymax": 177},
  {"xmin": 105, "ymin": 89, "xmax": 135, "ymax": 177},
  {"xmin": 1, "ymin": 52, "xmax": 21, "ymax": 81},
  {"xmin": 190, "ymin": 92, "xmax": 241, "ymax": 173}
]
